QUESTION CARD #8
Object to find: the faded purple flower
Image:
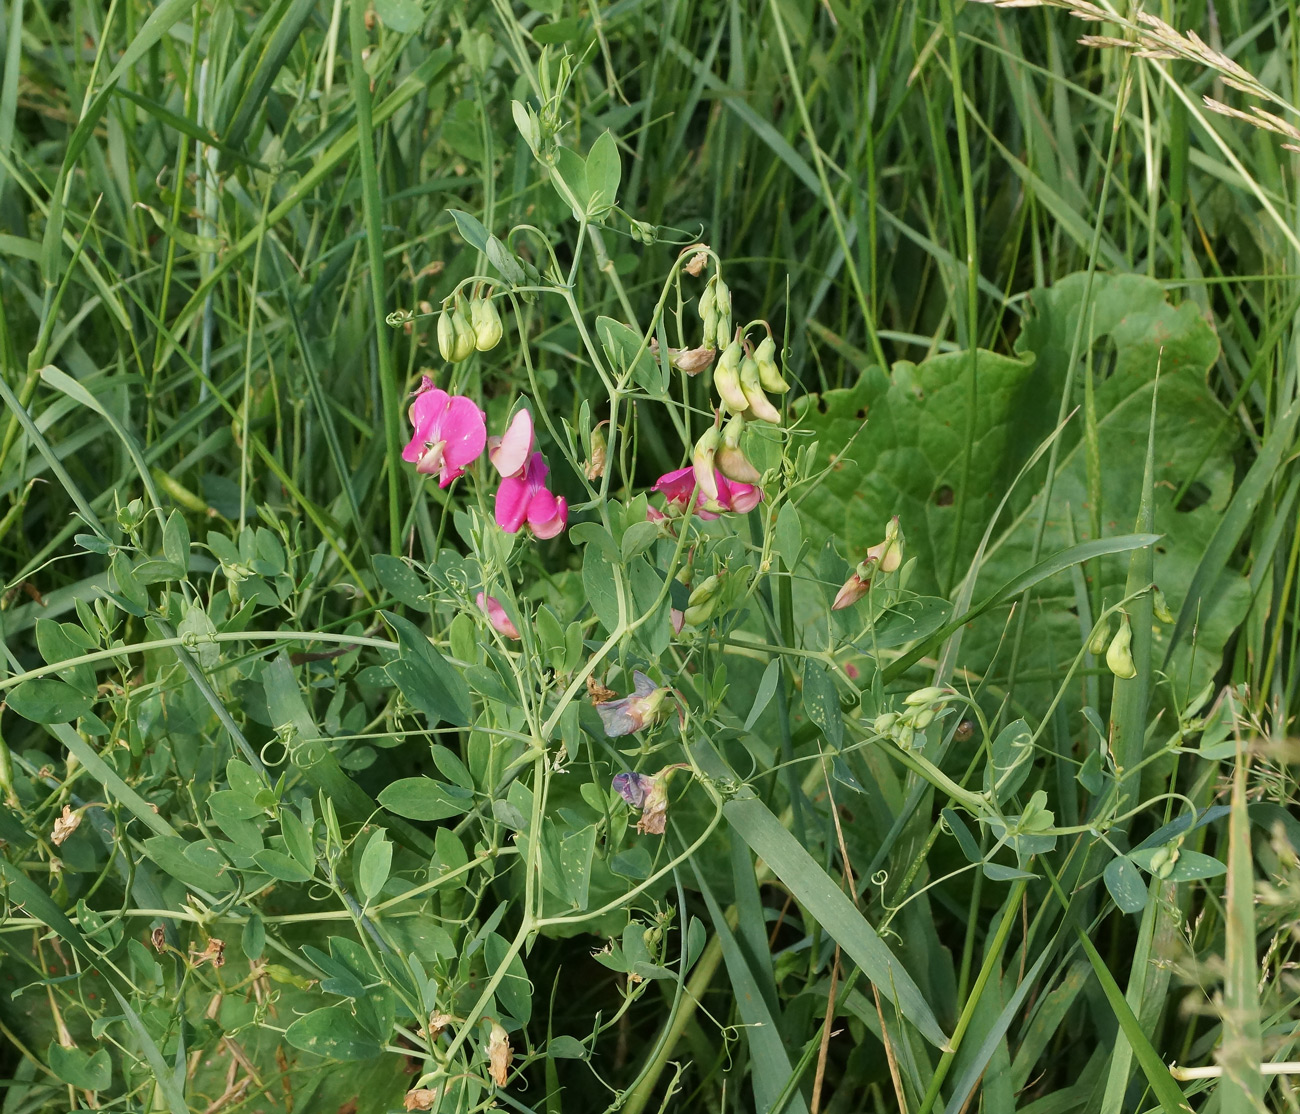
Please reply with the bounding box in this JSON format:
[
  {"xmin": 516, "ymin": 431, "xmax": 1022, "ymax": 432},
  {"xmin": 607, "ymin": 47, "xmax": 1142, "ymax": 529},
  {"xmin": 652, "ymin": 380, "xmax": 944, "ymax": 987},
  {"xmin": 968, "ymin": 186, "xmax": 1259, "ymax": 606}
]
[
  {"xmin": 596, "ymin": 671, "xmax": 668, "ymax": 737},
  {"xmin": 612, "ymin": 771, "xmax": 655, "ymax": 808}
]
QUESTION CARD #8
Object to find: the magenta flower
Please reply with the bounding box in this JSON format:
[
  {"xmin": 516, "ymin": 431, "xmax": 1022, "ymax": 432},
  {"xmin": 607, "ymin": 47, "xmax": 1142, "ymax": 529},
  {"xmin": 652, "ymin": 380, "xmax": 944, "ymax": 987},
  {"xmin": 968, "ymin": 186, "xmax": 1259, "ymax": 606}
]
[
  {"xmin": 489, "ymin": 409, "xmax": 535, "ymax": 478},
  {"xmin": 401, "ymin": 377, "xmax": 487, "ymax": 487},
  {"xmin": 476, "ymin": 593, "xmax": 520, "ymax": 639},
  {"xmin": 651, "ymin": 466, "xmax": 761, "ymax": 520},
  {"xmin": 596, "ymin": 671, "xmax": 669, "ymax": 737},
  {"xmin": 495, "ymin": 451, "xmax": 568, "ymax": 539}
]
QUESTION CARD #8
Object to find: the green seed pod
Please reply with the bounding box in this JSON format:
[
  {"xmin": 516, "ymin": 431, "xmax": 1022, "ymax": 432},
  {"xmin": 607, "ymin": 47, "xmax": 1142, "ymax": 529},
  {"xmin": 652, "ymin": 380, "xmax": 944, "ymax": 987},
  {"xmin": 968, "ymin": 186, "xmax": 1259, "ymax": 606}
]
[
  {"xmin": 739, "ymin": 356, "xmax": 781, "ymax": 423},
  {"xmin": 1152, "ymin": 585, "xmax": 1174, "ymax": 624},
  {"xmin": 437, "ymin": 308, "xmax": 457, "ymax": 362},
  {"xmin": 1088, "ymin": 617, "xmax": 1111, "ymax": 657},
  {"xmin": 451, "ymin": 300, "xmax": 476, "ymax": 362},
  {"xmin": 714, "ymin": 342, "xmax": 750, "ymax": 413},
  {"xmin": 754, "ymin": 336, "xmax": 789, "ymax": 394},
  {"xmin": 1106, "ymin": 614, "xmax": 1137, "ymax": 680},
  {"xmin": 471, "ymin": 296, "xmax": 504, "ymax": 352}
]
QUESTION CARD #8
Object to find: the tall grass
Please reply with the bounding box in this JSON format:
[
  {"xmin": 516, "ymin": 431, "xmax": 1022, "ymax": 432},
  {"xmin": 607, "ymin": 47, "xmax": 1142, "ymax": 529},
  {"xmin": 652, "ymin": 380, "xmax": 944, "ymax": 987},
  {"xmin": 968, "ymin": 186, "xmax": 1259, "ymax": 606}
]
[{"xmin": 0, "ymin": 1, "xmax": 1297, "ymax": 1112}]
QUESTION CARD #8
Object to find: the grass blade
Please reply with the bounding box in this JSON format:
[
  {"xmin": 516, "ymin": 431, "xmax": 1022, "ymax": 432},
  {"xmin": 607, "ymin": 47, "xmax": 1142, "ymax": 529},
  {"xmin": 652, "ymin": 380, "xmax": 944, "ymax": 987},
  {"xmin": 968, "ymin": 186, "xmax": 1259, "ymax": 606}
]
[{"xmin": 725, "ymin": 793, "xmax": 949, "ymax": 1049}]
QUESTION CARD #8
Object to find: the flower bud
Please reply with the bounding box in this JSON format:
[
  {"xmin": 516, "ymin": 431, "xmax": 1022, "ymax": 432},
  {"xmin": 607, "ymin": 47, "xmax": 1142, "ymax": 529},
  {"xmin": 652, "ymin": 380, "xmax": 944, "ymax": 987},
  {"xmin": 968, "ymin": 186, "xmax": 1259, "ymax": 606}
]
[
  {"xmin": 739, "ymin": 356, "xmax": 781, "ymax": 423},
  {"xmin": 451, "ymin": 299, "xmax": 476, "ymax": 362},
  {"xmin": 631, "ymin": 218, "xmax": 656, "ymax": 244},
  {"xmin": 1152, "ymin": 585, "xmax": 1174, "ymax": 624},
  {"xmin": 1088, "ymin": 618, "xmax": 1111, "ymax": 657},
  {"xmin": 684, "ymin": 574, "xmax": 720, "ymax": 627},
  {"xmin": 437, "ymin": 309, "xmax": 457, "ymax": 362},
  {"xmin": 874, "ymin": 712, "xmax": 898, "ymax": 734},
  {"xmin": 471, "ymin": 296, "xmax": 504, "ymax": 351},
  {"xmin": 692, "ymin": 426, "xmax": 721, "ymax": 503},
  {"xmin": 713, "ymin": 278, "xmax": 732, "ymax": 344},
  {"xmin": 698, "ymin": 281, "xmax": 715, "ymax": 324},
  {"xmin": 832, "ymin": 571, "xmax": 869, "ymax": 610},
  {"xmin": 866, "ymin": 517, "xmax": 903, "ymax": 573},
  {"xmin": 904, "ymin": 685, "xmax": 947, "ymax": 707},
  {"xmin": 715, "ymin": 413, "xmax": 761, "ymax": 483},
  {"xmin": 754, "ymin": 336, "xmax": 789, "ymax": 394},
  {"xmin": 713, "ymin": 341, "xmax": 750, "ymax": 413},
  {"xmin": 1106, "ymin": 613, "xmax": 1137, "ymax": 680}
]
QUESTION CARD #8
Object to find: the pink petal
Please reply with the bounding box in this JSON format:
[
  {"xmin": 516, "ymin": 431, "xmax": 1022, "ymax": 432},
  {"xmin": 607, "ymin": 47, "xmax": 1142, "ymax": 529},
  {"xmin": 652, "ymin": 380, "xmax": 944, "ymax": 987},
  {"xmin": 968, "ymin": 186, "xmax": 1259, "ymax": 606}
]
[
  {"xmin": 436, "ymin": 396, "xmax": 487, "ymax": 486},
  {"xmin": 530, "ymin": 495, "xmax": 567, "ymax": 540},
  {"xmin": 476, "ymin": 592, "xmax": 521, "ymax": 639},
  {"xmin": 403, "ymin": 387, "xmax": 451, "ymax": 464},
  {"xmin": 653, "ymin": 467, "xmax": 696, "ymax": 506},
  {"xmin": 489, "ymin": 409, "xmax": 535, "ymax": 478},
  {"xmin": 494, "ymin": 474, "xmax": 531, "ymax": 533},
  {"xmin": 728, "ymin": 481, "xmax": 762, "ymax": 514},
  {"xmin": 526, "ymin": 486, "xmax": 560, "ymax": 528}
]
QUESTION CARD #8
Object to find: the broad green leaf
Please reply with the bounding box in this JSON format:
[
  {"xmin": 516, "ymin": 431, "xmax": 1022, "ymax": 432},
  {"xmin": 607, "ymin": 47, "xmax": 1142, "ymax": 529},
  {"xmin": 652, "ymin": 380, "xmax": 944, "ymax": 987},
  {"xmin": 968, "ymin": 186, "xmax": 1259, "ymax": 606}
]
[
  {"xmin": 984, "ymin": 718, "xmax": 1033, "ymax": 805},
  {"xmin": 48, "ymin": 1042, "xmax": 112, "ymax": 1090},
  {"xmin": 375, "ymin": 0, "xmax": 425, "ymax": 32},
  {"xmin": 553, "ymin": 145, "xmax": 589, "ymax": 219},
  {"xmin": 485, "ymin": 932, "xmax": 532, "ymax": 1023},
  {"xmin": 724, "ymin": 794, "xmax": 949, "ymax": 1048},
  {"xmin": 284, "ymin": 1006, "xmax": 383, "ymax": 1061},
  {"xmin": 357, "ymin": 834, "xmax": 392, "ymax": 903},
  {"xmin": 383, "ymin": 611, "xmax": 472, "ymax": 726},
  {"xmin": 743, "ymin": 659, "xmax": 783, "ymax": 731},
  {"xmin": 5, "ymin": 678, "xmax": 93, "ymax": 723},
  {"xmin": 584, "ymin": 130, "xmax": 621, "ymax": 218},
  {"xmin": 1103, "ymin": 857, "xmax": 1149, "ymax": 915},
  {"xmin": 801, "ymin": 660, "xmax": 843, "ymax": 748},
  {"xmin": 596, "ymin": 316, "xmax": 661, "ymax": 395},
  {"xmin": 378, "ymin": 777, "xmax": 473, "ymax": 821},
  {"xmin": 372, "ymin": 555, "xmax": 429, "ymax": 612},
  {"xmin": 254, "ymin": 848, "xmax": 314, "ymax": 883}
]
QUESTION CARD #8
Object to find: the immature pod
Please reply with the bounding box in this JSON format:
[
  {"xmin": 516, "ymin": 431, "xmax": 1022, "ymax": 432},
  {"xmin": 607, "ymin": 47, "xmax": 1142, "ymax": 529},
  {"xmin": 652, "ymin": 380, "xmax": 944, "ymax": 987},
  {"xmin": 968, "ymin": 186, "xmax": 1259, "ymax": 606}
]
[
  {"xmin": 1106, "ymin": 613, "xmax": 1137, "ymax": 680},
  {"xmin": 713, "ymin": 342, "xmax": 750, "ymax": 414},
  {"xmin": 471, "ymin": 296, "xmax": 504, "ymax": 352},
  {"xmin": 739, "ymin": 356, "xmax": 781, "ymax": 423},
  {"xmin": 437, "ymin": 308, "xmax": 457, "ymax": 362},
  {"xmin": 754, "ymin": 336, "xmax": 789, "ymax": 394}
]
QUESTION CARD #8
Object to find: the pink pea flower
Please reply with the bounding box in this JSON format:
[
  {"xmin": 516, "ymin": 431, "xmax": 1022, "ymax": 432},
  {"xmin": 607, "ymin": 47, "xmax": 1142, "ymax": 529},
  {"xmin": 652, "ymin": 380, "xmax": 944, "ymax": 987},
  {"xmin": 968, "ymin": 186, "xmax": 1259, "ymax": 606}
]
[
  {"xmin": 476, "ymin": 593, "xmax": 520, "ymax": 639},
  {"xmin": 495, "ymin": 451, "xmax": 568, "ymax": 539},
  {"xmin": 401, "ymin": 377, "xmax": 487, "ymax": 487},
  {"xmin": 651, "ymin": 466, "xmax": 761, "ymax": 520},
  {"xmin": 489, "ymin": 409, "xmax": 535, "ymax": 478},
  {"xmin": 596, "ymin": 671, "xmax": 669, "ymax": 737}
]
